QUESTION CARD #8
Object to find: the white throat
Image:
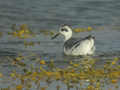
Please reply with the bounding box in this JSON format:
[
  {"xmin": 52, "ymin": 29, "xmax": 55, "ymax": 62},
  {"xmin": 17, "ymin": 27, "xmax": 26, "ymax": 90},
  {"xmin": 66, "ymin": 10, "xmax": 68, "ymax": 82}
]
[
  {"xmin": 60, "ymin": 25, "xmax": 73, "ymax": 41},
  {"xmin": 64, "ymin": 33, "xmax": 72, "ymax": 41}
]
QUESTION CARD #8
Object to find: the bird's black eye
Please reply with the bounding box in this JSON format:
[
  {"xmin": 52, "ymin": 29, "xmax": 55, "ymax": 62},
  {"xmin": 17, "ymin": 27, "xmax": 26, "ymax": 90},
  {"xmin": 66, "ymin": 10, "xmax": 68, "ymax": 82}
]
[{"xmin": 61, "ymin": 29, "xmax": 68, "ymax": 32}]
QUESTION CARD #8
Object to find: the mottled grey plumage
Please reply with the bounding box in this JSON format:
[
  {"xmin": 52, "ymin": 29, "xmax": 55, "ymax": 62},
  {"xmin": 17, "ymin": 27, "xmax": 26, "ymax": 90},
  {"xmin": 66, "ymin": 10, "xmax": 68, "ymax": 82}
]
[{"xmin": 64, "ymin": 35, "xmax": 95, "ymax": 51}]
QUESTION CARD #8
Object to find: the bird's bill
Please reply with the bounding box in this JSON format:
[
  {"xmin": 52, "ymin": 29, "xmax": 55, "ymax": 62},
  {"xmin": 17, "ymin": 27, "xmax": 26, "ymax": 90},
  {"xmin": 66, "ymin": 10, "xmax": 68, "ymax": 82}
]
[{"xmin": 51, "ymin": 33, "xmax": 60, "ymax": 39}]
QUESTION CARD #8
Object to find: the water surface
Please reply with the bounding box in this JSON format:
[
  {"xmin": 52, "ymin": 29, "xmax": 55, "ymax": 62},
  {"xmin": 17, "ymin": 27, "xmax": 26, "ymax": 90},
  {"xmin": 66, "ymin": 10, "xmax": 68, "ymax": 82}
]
[{"xmin": 0, "ymin": 0, "xmax": 120, "ymax": 89}]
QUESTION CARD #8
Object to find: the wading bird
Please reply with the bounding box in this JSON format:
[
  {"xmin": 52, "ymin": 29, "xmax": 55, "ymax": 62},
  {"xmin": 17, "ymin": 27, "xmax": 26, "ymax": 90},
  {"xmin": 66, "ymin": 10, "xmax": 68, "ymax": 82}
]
[{"xmin": 52, "ymin": 25, "xmax": 95, "ymax": 56}]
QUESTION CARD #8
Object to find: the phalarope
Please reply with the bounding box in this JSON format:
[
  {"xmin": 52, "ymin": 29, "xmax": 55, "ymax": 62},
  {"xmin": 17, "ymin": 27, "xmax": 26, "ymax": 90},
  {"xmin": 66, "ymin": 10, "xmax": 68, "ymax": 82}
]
[{"xmin": 52, "ymin": 25, "xmax": 95, "ymax": 56}]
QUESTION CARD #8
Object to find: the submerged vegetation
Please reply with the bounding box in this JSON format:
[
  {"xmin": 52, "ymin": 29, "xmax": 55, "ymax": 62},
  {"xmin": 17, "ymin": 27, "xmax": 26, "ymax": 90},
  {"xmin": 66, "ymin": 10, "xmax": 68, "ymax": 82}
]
[{"xmin": 0, "ymin": 24, "xmax": 120, "ymax": 90}]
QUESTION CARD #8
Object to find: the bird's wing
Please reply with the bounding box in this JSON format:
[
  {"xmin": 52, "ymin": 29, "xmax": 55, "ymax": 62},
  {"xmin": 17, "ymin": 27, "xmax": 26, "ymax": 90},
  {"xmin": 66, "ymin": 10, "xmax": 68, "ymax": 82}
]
[
  {"xmin": 64, "ymin": 37, "xmax": 82, "ymax": 50},
  {"xmin": 64, "ymin": 35, "xmax": 94, "ymax": 50}
]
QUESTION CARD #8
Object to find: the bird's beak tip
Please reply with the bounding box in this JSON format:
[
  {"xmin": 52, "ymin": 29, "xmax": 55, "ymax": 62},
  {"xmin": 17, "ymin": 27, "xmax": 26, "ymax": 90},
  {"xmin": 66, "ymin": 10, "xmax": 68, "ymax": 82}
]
[{"xmin": 51, "ymin": 33, "xmax": 60, "ymax": 40}]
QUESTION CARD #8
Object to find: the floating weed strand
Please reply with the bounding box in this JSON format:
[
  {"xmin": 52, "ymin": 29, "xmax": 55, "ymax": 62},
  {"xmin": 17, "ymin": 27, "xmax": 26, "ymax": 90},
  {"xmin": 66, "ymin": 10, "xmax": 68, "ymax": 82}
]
[
  {"xmin": 40, "ymin": 30, "xmax": 54, "ymax": 36},
  {"xmin": 0, "ymin": 32, "xmax": 3, "ymax": 37},
  {"xmin": 16, "ymin": 85, "xmax": 23, "ymax": 90},
  {"xmin": 73, "ymin": 26, "xmax": 93, "ymax": 33},
  {"xmin": 8, "ymin": 24, "xmax": 36, "ymax": 39}
]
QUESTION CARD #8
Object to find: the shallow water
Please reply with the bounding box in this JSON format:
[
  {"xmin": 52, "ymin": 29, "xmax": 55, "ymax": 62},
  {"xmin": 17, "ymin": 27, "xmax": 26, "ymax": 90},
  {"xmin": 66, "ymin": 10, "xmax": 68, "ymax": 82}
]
[{"xmin": 0, "ymin": 0, "xmax": 120, "ymax": 89}]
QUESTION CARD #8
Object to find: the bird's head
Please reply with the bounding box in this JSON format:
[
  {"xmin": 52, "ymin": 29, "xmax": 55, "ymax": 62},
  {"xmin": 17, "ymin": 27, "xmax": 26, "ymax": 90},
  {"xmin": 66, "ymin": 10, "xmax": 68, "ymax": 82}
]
[{"xmin": 52, "ymin": 24, "xmax": 73, "ymax": 41}]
